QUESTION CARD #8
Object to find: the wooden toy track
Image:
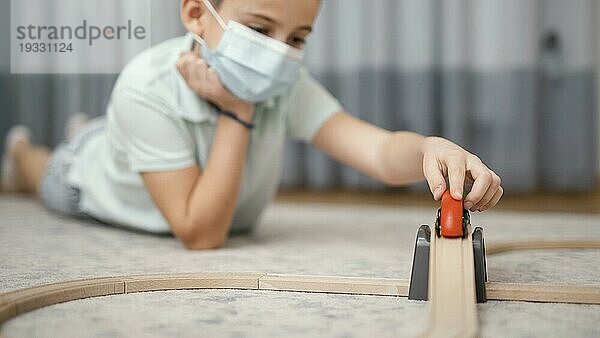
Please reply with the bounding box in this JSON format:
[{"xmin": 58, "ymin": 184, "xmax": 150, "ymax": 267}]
[
  {"xmin": 1, "ymin": 240, "xmax": 599, "ymax": 332},
  {"xmin": 415, "ymin": 191, "xmax": 600, "ymax": 337}
]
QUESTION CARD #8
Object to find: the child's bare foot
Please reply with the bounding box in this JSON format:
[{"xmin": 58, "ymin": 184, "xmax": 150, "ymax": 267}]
[{"xmin": 1, "ymin": 126, "xmax": 32, "ymax": 192}]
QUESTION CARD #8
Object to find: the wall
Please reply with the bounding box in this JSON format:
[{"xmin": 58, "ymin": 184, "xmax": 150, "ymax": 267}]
[
  {"xmin": 0, "ymin": 2, "xmax": 8, "ymax": 72},
  {"xmin": 597, "ymin": 0, "xmax": 600, "ymax": 174},
  {"xmin": 0, "ymin": 1, "xmax": 11, "ymax": 151}
]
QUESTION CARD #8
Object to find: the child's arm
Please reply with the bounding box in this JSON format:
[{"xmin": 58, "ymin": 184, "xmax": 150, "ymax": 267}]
[
  {"xmin": 312, "ymin": 113, "xmax": 503, "ymax": 212},
  {"xmin": 140, "ymin": 53, "xmax": 254, "ymax": 250}
]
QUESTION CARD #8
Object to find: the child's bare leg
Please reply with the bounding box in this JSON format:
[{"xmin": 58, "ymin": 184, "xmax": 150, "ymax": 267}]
[{"xmin": 12, "ymin": 139, "xmax": 51, "ymax": 196}]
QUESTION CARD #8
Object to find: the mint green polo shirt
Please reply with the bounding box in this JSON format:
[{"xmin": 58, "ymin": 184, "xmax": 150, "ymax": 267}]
[{"xmin": 67, "ymin": 34, "xmax": 343, "ymax": 233}]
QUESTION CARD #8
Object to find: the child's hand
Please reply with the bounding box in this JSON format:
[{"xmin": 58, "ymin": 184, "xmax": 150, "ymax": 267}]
[
  {"xmin": 422, "ymin": 137, "xmax": 503, "ymax": 212},
  {"xmin": 176, "ymin": 52, "xmax": 252, "ymax": 114}
]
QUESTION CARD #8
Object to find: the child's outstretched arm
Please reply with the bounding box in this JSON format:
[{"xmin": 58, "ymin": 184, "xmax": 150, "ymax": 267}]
[{"xmin": 312, "ymin": 113, "xmax": 503, "ymax": 212}]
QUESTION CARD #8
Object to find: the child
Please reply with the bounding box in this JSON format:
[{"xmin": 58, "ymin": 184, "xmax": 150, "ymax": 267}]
[{"xmin": 1, "ymin": 0, "xmax": 502, "ymax": 250}]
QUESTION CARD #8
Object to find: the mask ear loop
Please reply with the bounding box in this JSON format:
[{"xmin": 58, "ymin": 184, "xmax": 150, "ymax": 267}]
[
  {"xmin": 200, "ymin": 0, "xmax": 227, "ymax": 30},
  {"xmin": 191, "ymin": 0, "xmax": 226, "ymax": 51},
  {"xmin": 190, "ymin": 32, "xmax": 208, "ymax": 49}
]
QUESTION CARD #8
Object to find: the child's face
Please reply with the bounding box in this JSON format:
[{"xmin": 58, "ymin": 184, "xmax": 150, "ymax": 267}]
[{"xmin": 182, "ymin": 0, "xmax": 321, "ymax": 50}]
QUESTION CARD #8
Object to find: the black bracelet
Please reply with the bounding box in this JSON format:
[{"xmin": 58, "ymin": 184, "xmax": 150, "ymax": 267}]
[{"xmin": 217, "ymin": 109, "xmax": 255, "ymax": 130}]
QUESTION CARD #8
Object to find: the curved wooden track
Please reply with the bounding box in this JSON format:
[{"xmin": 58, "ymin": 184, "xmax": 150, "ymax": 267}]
[
  {"xmin": 486, "ymin": 240, "xmax": 600, "ymax": 255},
  {"xmin": 1, "ymin": 241, "xmax": 599, "ymax": 327}
]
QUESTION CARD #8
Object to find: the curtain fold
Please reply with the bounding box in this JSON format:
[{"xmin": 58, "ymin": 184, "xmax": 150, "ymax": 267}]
[{"xmin": 0, "ymin": 0, "xmax": 596, "ymax": 192}]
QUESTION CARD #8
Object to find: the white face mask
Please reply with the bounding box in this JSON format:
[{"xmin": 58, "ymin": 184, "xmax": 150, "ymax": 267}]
[{"xmin": 190, "ymin": 0, "xmax": 305, "ymax": 103}]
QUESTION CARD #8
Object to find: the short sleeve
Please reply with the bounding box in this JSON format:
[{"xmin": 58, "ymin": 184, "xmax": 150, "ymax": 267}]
[
  {"xmin": 110, "ymin": 88, "xmax": 196, "ymax": 172},
  {"xmin": 285, "ymin": 68, "xmax": 343, "ymax": 143}
]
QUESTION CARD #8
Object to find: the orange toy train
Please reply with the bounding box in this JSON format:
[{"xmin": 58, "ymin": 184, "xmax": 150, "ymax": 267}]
[{"xmin": 435, "ymin": 190, "xmax": 470, "ymax": 238}]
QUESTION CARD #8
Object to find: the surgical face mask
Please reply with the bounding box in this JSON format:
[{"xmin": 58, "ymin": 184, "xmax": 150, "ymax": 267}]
[{"xmin": 190, "ymin": 0, "xmax": 305, "ymax": 103}]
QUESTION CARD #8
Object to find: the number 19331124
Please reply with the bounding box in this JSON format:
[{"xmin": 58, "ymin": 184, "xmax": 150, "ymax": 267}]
[{"xmin": 19, "ymin": 42, "xmax": 73, "ymax": 53}]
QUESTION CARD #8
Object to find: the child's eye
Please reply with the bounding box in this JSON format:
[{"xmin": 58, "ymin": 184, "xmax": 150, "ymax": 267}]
[
  {"xmin": 290, "ymin": 37, "xmax": 306, "ymax": 48},
  {"xmin": 249, "ymin": 26, "xmax": 269, "ymax": 36}
]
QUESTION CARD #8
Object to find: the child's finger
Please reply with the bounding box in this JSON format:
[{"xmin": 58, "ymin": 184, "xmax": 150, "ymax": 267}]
[
  {"xmin": 423, "ymin": 159, "xmax": 446, "ymax": 201},
  {"xmin": 193, "ymin": 59, "xmax": 208, "ymax": 80},
  {"xmin": 177, "ymin": 54, "xmax": 195, "ymax": 76},
  {"xmin": 464, "ymin": 163, "xmax": 493, "ymax": 210},
  {"xmin": 473, "ymin": 171, "xmax": 501, "ymax": 210},
  {"xmin": 447, "ymin": 158, "xmax": 466, "ymax": 200},
  {"xmin": 178, "ymin": 52, "xmax": 194, "ymax": 63},
  {"xmin": 478, "ymin": 186, "xmax": 503, "ymax": 212},
  {"xmin": 180, "ymin": 53, "xmax": 201, "ymax": 72}
]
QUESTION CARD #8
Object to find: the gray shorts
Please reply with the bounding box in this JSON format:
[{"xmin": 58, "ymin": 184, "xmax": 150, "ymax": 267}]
[{"xmin": 39, "ymin": 118, "xmax": 105, "ymax": 218}]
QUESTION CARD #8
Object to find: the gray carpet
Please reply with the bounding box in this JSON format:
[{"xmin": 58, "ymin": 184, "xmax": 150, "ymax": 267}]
[{"xmin": 1, "ymin": 195, "xmax": 599, "ymax": 337}]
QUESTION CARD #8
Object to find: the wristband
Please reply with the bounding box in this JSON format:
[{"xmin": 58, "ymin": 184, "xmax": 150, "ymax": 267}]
[{"xmin": 217, "ymin": 109, "xmax": 255, "ymax": 130}]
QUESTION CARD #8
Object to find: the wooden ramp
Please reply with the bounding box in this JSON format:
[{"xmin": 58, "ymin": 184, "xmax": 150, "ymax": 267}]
[{"xmin": 421, "ymin": 225, "xmax": 479, "ymax": 337}]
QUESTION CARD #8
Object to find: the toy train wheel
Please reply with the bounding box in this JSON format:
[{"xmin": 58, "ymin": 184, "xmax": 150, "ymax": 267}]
[{"xmin": 434, "ymin": 209, "xmax": 441, "ymax": 238}]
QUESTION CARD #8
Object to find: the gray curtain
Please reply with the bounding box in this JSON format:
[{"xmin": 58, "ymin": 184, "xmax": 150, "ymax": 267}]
[
  {"xmin": 0, "ymin": 0, "xmax": 185, "ymax": 148},
  {"xmin": 281, "ymin": 0, "xmax": 597, "ymax": 192},
  {"xmin": 1, "ymin": 0, "xmax": 596, "ymax": 193}
]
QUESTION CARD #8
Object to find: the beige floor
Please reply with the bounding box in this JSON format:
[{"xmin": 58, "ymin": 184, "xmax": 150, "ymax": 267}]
[{"xmin": 1, "ymin": 195, "xmax": 599, "ymax": 337}]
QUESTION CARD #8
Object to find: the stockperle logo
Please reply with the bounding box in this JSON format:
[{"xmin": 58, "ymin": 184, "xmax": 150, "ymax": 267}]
[{"xmin": 11, "ymin": 0, "xmax": 152, "ymax": 74}]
